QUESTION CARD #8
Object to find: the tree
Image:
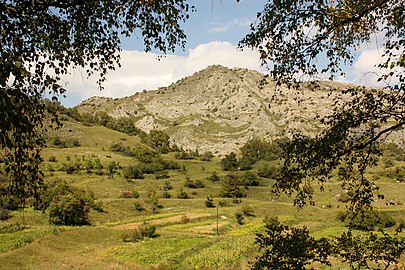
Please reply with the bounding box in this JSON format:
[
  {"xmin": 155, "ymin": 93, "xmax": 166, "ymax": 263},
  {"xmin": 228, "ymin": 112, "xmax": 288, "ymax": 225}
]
[
  {"xmin": 241, "ymin": 1, "xmax": 405, "ymax": 268},
  {"xmin": 1, "ymin": 0, "xmax": 193, "ymax": 206},
  {"xmin": 240, "ymin": 0, "xmax": 404, "ymax": 211},
  {"xmin": 220, "ymin": 152, "xmax": 239, "ymax": 171}
]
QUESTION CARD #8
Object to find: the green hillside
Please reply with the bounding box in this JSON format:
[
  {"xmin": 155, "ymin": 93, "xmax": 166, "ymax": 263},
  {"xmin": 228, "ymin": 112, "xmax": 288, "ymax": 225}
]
[{"xmin": 0, "ymin": 118, "xmax": 404, "ymax": 269}]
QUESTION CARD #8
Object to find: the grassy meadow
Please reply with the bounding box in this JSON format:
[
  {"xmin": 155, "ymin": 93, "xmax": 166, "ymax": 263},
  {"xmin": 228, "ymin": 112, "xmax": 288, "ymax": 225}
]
[{"xmin": 0, "ymin": 120, "xmax": 404, "ymax": 269}]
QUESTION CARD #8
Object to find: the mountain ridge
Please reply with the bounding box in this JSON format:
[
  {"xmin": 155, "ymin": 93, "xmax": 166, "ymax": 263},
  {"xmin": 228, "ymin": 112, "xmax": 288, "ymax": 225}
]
[{"xmin": 76, "ymin": 65, "xmax": 403, "ymax": 155}]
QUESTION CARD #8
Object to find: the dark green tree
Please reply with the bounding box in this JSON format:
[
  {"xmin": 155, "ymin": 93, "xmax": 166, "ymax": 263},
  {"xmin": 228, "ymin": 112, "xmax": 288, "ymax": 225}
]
[
  {"xmin": 220, "ymin": 152, "xmax": 239, "ymax": 171},
  {"xmin": 241, "ymin": 1, "xmax": 404, "ymax": 269},
  {"xmin": 147, "ymin": 129, "xmax": 171, "ymax": 153},
  {"xmin": 240, "ymin": 0, "xmax": 404, "ymax": 211},
  {"xmin": 1, "ymin": 0, "xmax": 193, "ymax": 208},
  {"xmin": 251, "ymin": 217, "xmax": 331, "ymax": 270}
]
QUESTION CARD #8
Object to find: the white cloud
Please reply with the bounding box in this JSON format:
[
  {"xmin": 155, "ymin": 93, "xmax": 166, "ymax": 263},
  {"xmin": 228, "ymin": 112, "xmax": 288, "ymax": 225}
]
[
  {"xmin": 351, "ymin": 48, "xmax": 401, "ymax": 88},
  {"xmin": 208, "ymin": 18, "xmax": 253, "ymax": 33},
  {"xmin": 62, "ymin": 41, "xmax": 262, "ymax": 105}
]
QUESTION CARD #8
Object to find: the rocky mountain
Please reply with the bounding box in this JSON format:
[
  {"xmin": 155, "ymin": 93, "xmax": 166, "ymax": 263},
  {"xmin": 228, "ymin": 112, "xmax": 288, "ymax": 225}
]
[{"xmin": 76, "ymin": 65, "xmax": 402, "ymax": 155}]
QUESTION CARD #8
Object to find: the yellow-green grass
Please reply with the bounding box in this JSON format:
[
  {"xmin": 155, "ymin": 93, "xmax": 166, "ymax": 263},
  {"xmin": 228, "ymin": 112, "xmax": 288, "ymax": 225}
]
[{"xmin": 1, "ymin": 120, "xmax": 404, "ymax": 269}]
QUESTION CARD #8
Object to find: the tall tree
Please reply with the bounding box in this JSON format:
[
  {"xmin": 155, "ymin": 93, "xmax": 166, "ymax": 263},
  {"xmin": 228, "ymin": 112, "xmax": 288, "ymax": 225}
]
[
  {"xmin": 240, "ymin": 0, "xmax": 404, "ymax": 210},
  {"xmin": 0, "ymin": 0, "xmax": 193, "ymax": 206}
]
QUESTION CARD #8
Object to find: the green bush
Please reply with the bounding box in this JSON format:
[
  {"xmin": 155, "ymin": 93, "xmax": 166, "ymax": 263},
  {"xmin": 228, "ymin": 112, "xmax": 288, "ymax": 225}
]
[
  {"xmin": 257, "ymin": 162, "xmax": 281, "ymax": 179},
  {"xmin": 241, "ymin": 171, "xmax": 260, "ymax": 186},
  {"xmin": 241, "ymin": 205, "xmax": 255, "ymax": 217},
  {"xmin": 220, "ymin": 152, "xmax": 239, "ymax": 171},
  {"xmin": 155, "ymin": 171, "xmax": 170, "ymax": 179},
  {"xmin": 122, "ymin": 165, "xmax": 144, "ymax": 179},
  {"xmin": 0, "ymin": 207, "xmax": 12, "ymax": 221},
  {"xmin": 235, "ymin": 212, "xmax": 244, "ymax": 225},
  {"xmin": 177, "ymin": 189, "xmax": 191, "ymax": 199},
  {"xmin": 338, "ymin": 209, "xmax": 396, "ymax": 231},
  {"xmin": 48, "ymin": 194, "xmax": 91, "ymax": 226},
  {"xmin": 205, "ymin": 197, "xmax": 215, "ymax": 208},
  {"xmin": 184, "ymin": 177, "xmax": 205, "ymax": 189},
  {"xmin": 207, "ymin": 171, "xmax": 220, "ymax": 182},
  {"xmin": 122, "ymin": 222, "xmax": 157, "ymax": 242},
  {"xmin": 219, "ymin": 174, "xmax": 247, "ymax": 198}
]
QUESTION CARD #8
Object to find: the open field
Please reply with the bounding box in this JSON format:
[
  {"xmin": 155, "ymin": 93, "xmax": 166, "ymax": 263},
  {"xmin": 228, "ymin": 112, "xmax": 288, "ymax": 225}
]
[{"xmin": 1, "ymin": 120, "xmax": 404, "ymax": 269}]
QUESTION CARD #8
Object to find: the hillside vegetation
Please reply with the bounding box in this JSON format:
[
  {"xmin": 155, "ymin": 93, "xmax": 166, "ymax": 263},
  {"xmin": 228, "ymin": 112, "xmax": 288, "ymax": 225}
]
[{"xmin": 0, "ymin": 66, "xmax": 404, "ymax": 269}]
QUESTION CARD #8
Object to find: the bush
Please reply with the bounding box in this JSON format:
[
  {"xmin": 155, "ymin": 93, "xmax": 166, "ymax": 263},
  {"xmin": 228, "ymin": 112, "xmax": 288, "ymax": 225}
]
[
  {"xmin": 139, "ymin": 161, "xmax": 165, "ymax": 174},
  {"xmin": 220, "ymin": 152, "xmax": 239, "ymax": 171},
  {"xmin": 241, "ymin": 205, "xmax": 255, "ymax": 217},
  {"xmin": 184, "ymin": 177, "xmax": 205, "ymax": 189},
  {"xmin": 122, "ymin": 165, "xmax": 144, "ymax": 179},
  {"xmin": 48, "ymin": 194, "xmax": 91, "ymax": 225},
  {"xmin": 155, "ymin": 171, "xmax": 170, "ymax": 179},
  {"xmin": 121, "ymin": 190, "xmax": 140, "ymax": 198},
  {"xmin": 219, "ymin": 174, "xmax": 247, "ymax": 198},
  {"xmin": 48, "ymin": 156, "xmax": 57, "ymax": 162},
  {"xmin": 235, "ymin": 212, "xmax": 244, "ymax": 225},
  {"xmin": 338, "ymin": 209, "xmax": 396, "ymax": 231},
  {"xmin": 161, "ymin": 191, "xmax": 171, "ymax": 198},
  {"xmin": 122, "ymin": 222, "xmax": 157, "ymax": 242},
  {"xmin": 177, "ymin": 189, "xmax": 191, "ymax": 199},
  {"xmin": 200, "ymin": 151, "xmax": 214, "ymax": 161},
  {"xmin": 110, "ymin": 143, "xmax": 133, "ymax": 156},
  {"xmin": 163, "ymin": 181, "xmax": 173, "ymax": 191},
  {"xmin": 257, "ymin": 162, "xmax": 281, "ymax": 179},
  {"xmin": 207, "ymin": 171, "xmax": 220, "ymax": 182},
  {"xmin": 0, "ymin": 222, "xmax": 25, "ymax": 233},
  {"xmin": 0, "ymin": 207, "xmax": 12, "ymax": 221},
  {"xmin": 134, "ymin": 201, "xmax": 145, "ymax": 212},
  {"xmin": 241, "ymin": 171, "xmax": 260, "ymax": 186},
  {"xmin": 34, "ymin": 179, "xmax": 95, "ymax": 211},
  {"xmin": 205, "ymin": 197, "xmax": 215, "ymax": 208}
]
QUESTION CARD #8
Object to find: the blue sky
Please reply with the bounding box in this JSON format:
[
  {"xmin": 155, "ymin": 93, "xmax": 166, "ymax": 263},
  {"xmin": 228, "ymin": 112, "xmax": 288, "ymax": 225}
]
[{"xmin": 61, "ymin": 0, "xmax": 386, "ymax": 107}]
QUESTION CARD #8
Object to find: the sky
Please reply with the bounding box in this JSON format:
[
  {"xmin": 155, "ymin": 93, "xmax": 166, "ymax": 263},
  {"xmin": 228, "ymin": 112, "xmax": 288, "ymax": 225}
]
[{"xmin": 60, "ymin": 0, "xmax": 388, "ymax": 107}]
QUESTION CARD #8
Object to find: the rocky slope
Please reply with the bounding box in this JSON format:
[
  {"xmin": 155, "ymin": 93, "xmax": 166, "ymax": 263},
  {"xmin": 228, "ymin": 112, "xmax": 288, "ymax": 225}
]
[{"xmin": 76, "ymin": 65, "xmax": 403, "ymax": 155}]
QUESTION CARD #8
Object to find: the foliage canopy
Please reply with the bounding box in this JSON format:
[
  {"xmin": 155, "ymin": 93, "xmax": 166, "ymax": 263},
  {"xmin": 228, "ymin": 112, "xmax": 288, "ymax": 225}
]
[
  {"xmin": 1, "ymin": 0, "xmax": 193, "ymax": 205},
  {"xmin": 240, "ymin": 0, "xmax": 404, "ymax": 210}
]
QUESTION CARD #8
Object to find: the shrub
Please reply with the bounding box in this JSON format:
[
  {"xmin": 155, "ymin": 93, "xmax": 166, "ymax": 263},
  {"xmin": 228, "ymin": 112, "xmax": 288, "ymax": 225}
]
[
  {"xmin": 163, "ymin": 181, "xmax": 173, "ymax": 191},
  {"xmin": 219, "ymin": 174, "xmax": 247, "ymax": 198},
  {"xmin": 155, "ymin": 171, "xmax": 170, "ymax": 179},
  {"xmin": 161, "ymin": 191, "xmax": 171, "ymax": 198},
  {"xmin": 139, "ymin": 161, "xmax": 165, "ymax": 174},
  {"xmin": 184, "ymin": 177, "xmax": 205, "ymax": 189},
  {"xmin": 34, "ymin": 179, "xmax": 94, "ymax": 211},
  {"xmin": 181, "ymin": 215, "xmax": 191, "ymax": 223},
  {"xmin": 200, "ymin": 151, "xmax": 214, "ymax": 161},
  {"xmin": 241, "ymin": 171, "xmax": 260, "ymax": 186},
  {"xmin": 235, "ymin": 212, "xmax": 244, "ymax": 225},
  {"xmin": 0, "ymin": 207, "xmax": 12, "ymax": 221},
  {"xmin": 121, "ymin": 190, "xmax": 140, "ymax": 198},
  {"xmin": 0, "ymin": 222, "xmax": 25, "ymax": 233},
  {"xmin": 338, "ymin": 209, "xmax": 396, "ymax": 231},
  {"xmin": 205, "ymin": 197, "xmax": 215, "ymax": 208},
  {"xmin": 134, "ymin": 201, "xmax": 145, "ymax": 212},
  {"xmin": 257, "ymin": 163, "xmax": 281, "ymax": 179},
  {"xmin": 48, "ymin": 156, "xmax": 57, "ymax": 162},
  {"xmin": 48, "ymin": 194, "xmax": 91, "ymax": 226},
  {"xmin": 110, "ymin": 142, "xmax": 133, "ymax": 156},
  {"xmin": 207, "ymin": 171, "xmax": 220, "ymax": 182},
  {"xmin": 218, "ymin": 199, "xmax": 230, "ymax": 207},
  {"xmin": 220, "ymin": 152, "xmax": 239, "ymax": 171},
  {"xmin": 122, "ymin": 222, "xmax": 158, "ymax": 242},
  {"xmin": 122, "ymin": 165, "xmax": 144, "ymax": 179},
  {"xmin": 177, "ymin": 189, "xmax": 191, "ymax": 199},
  {"xmin": 241, "ymin": 205, "xmax": 255, "ymax": 217}
]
